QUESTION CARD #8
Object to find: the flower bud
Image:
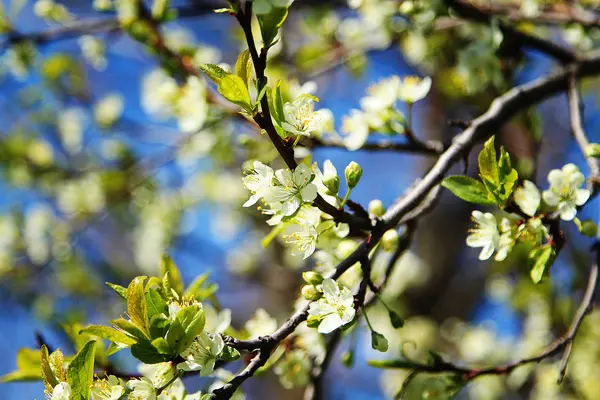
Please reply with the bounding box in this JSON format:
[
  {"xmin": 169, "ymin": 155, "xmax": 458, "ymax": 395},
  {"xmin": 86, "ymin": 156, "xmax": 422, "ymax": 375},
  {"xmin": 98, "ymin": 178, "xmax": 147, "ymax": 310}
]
[
  {"xmin": 336, "ymin": 239, "xmax": 357, "ymax": 259},
  {"xmin": 344, "ymin": 161, "xmax": 362, "ymax": 189},
  {"xmin": 323, "ymin": 175, "xmax": 340, "ymax": 195},
  {"xmin": 306, "ymin": 315, "xmax": 320, "ymax": 328},
  {"xmin": 581, "ymin": 220, "xmax": 598, "ymax": 237},
  {"xmin": 371, "ymin": 331, "xmax": 389, "ymax": 352},
  {"xmin": 586, "ymin": 143, "xmax": 600, "ymax": 158},
  {"xmin": 341, "ymin": 350, "xmax": 354, "ymax": 368},
  {"xmin": 381, "ymin": 229, "xmax": 399, "ymax": 252},
  {"xmin": 302, "ymin": 271, "xmax": 324, "ymax": 285},
  {"xmin": 301, "ymin": 285, "xmax": 322, "ymax": 301},
  {"xmin": 368, "ymin": 199, "xmax": 385, "ymax": 217}
]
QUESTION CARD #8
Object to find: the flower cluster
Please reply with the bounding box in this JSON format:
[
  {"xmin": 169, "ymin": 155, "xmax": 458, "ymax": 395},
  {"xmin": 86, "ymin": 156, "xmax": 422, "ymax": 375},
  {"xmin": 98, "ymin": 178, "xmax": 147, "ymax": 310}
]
[
  {"xmin": 308, "ymin": 278, "xmax": 356, "ymax": 334},
  {"xmin": 243, "ymin": 160, "xmax": 353, "ymax": 259},
  {"xmin": 342, "ymin": 75, "xmax": 431, "ymax": 150},
  {"xmin": 466, "ymin": 163, "xmax": 591, "ymax": 266}
]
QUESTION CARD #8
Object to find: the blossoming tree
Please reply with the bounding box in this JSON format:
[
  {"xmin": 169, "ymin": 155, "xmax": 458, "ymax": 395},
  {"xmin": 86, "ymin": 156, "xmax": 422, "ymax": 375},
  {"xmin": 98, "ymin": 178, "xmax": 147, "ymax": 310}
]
[{"xmin": 3, "ymin": 0, "xmax": 600, "ymax": 399}]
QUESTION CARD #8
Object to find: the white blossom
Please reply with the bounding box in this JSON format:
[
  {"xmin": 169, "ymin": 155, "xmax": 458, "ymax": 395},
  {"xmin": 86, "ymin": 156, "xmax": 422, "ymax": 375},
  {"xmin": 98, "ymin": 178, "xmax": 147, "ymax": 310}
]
[
  {"xmin": 342, "ymin": 109, "xmax": 370, "ymax": 151},
  {"xmin": 466, "ymin": 211, "xmax": 500, "ymax": 261},
  {"xmin": 284, "ymin": 221, "xmax": 318, "ymax": 259},
  {"xmin": 264, "ymin": 164, "xmax": 317, "ymax": 216},
  {"xmin": 242, "ymin": 161, "xmax": 274, "ymax": 207},
  {"xmin": 274, "ymin": 349, "xmax": 311, "ymax": 389},
  {"xmin": 94, "ymin": 93, "xmax": 124, "ymax": 128},
  {"xmin": 397, "ymin": 76, "xmax": 432, "ymax": 104},
  {"xmin": 91, "ymin": 375, "xmax": 124, "ymax": 400},
  {"xmin": 79, "ymin": 35, "xmax": 107, "ymax": 70},
  {"xmin": 308, "ymin": 279, "xmax": 355, "ymax": 334},
  {"xmin": 514, "ymin": 180, "xmax": 541, "ymax": 217},
  {"xmin": 127, "ymin": 378, "xmax": 157, "ymax": 400},
  {"xmin": 245, "ymin": 308, "xmax": 278, "ymax": 338},
  {"xmin": 178, "ymin": 331, "xmax": 224, "ymax": 376},
  {"xmin": 51, "ymin": 382, "xmax": 71, "ymax": 400},
  {"xmin": 175, "ymin": 76, "xmax": 207, "ymax": 133},
  {"xmin": 542, "ymin": 163, "xmax": 590, "ymax": 221},
  {"xmin": 281, "ymin": 96, "xmax": 321, "ymax": 137}
]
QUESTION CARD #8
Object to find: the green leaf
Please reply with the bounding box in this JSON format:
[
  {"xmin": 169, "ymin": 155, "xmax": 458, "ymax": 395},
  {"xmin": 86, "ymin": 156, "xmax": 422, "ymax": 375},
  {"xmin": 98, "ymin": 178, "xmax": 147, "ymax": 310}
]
[
  {"xmin": 199, "ymin": 63, "xmax": 228, "ymax": 85},
  {"xmin": 389, "ymin": 310, "xmax": 405, "ymax": 329},
  {"xmin": 368, "ymin": 359, "xmax": 420, "ymax": 369},
  {"xmin": 106, "ymin": 282, "xmax": 128, "ymax": 301},
  {"xmin": 341, "ymin": 350, "xmax": 354, "ymax": 368},
  {"xmin": 235, "ymin": 49, "xmax": 251, "ymax": 88},
  {"xmin": 149, "ymin": 314, "xmax": 170, "ymax": 340},
  {"xmin": 398, "ymin": 373, "xmax": 466, "ymax": 400},
  {"xmin": 151, "ymin": 338, "xmax": 171, "ymax": 355},
  {"xmin": 80, "ymin": 325, "xmax": 137, "ymax": 346},
  {"xmin": 478, "ymin": 136, "xmax": 499, "ymax": 188},
  {"xmin": 160, "ymin": 254, "xmax": 184, "ymax": 296},
  {"xmin": 218, "ymin": 74, "xmax": 252, "ymax": 110},
  {"xmin": 66, "ymin": 340, "xmax": 96, "ymax": 400},
  {"xmin": 111, "ymin": 318, "xmax": 149, "ymax": 341},
  {"xmin": 258, "ymin": 6, "xmax": 288, "ymax": 48},
  {"xmin": 184, "ymin": 273, "xmax": 218, "ymax": 301},
  {"xmin": 127, "ymin": 276, "xmax": 149, "ymax": 335},
  {"xmin": 17, "ymin": 348, "xmax": 41, "ymax": 371},
  {"xmin": 146, "ymin": 287, "xmax": 168, "ymax": 318},
  {"xmin": 130, "ymin": 340, "xmax": 169, "ymax": 364},
  {"xmin": 441, "ymin": 176, "xmax": 495, "ymax": 205},
  {"xmin": 274, "ymin": 80, "xmax": 285, "ymax": 122},
  {"xmin": 220, "ymin": 345, "xmax": 241, "ymax": 362},
  {"xmin": 165, "ymin": 304, "xmax": 205, "ymax": 355},
  {"xmin": 0, "ymin": 369, "xmax": 41, "ymax": 383},
  {"xmin": 529, "ymin": 245, "xmax": 555, "ymax": 284},
  {"xmin": 40, "ymin": 345, "xmax": 59, "ymax": 392}
]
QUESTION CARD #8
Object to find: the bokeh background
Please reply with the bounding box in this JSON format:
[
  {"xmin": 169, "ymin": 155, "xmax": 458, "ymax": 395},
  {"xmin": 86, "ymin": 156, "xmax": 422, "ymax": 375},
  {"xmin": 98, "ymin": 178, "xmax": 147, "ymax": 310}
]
[{"xmin": 2, "ymin": 1, "xmax": 600, "ymax": 399}]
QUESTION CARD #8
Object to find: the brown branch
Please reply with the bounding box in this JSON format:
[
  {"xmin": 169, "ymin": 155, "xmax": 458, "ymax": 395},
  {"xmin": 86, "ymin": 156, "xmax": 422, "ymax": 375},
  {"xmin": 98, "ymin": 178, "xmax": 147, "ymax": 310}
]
[
  {"xmin": 445, "ymin": 0, "xmax": 578, "ymax": 64},
  {"xmin": 233, "ymin": 2, "xmax": 372, "ymax": 231},
  {"xmin": 382, "ymin": 53, "xmax": 600, "ymax": 230},
  {"xmin": 380, "ymin": 254, "xmax": 598, "ymax": 383},
  {"xmin": 471, "ymin": 3, "xmax": 600, "ymax": 30},
  {"xmin": 567, "ymin": 74, "xmax": 600, "ymax": 189},
  {"xmin": 306, "ymin": 137, "xmax": 444, "ymax": 156}
]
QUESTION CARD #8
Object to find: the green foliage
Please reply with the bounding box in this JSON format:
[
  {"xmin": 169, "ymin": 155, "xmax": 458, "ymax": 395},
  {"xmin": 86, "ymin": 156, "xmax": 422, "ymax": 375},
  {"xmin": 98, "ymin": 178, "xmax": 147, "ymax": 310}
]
[
  {"xmin": 161, "ymin": 254, "xmax": 184, "ymax": 297},
  {"xmin": 371, "ymin": 331, "xmax": 389, "ymax": 352},
  {"xmin": 0, "ymin": 348, "xmax": 42, "ymax": 383},
  {"xmin": 441, "ymin": 176, "xmax": 495, "ymax": 205},
  {"xmin": 106, "ymin": 282, "xmax": 128, "ymax": 301},
  {"xmin": 235, "ymin": 49, "xmax": 252, "ymax": 88},
  {"xmin": 199, "ymin": 63, "xmax": 228, "ymax": 85},
  {"xmin": 398, "ymin": 373, "xmax": 466, "ymax": 400},
  {"xmin": 79, "ymin": 325, "xmax": 138, "ymax": 346},
  {"xmin": 257, "ymin": 7, "xmax": 288, "ymax": 48},
  {"xmin": 127, "ymin": 276, "xmax": 150, "ymax": 336},
  {"xmin": 477, "ymin": 137, "xmax": 518, "ymax": 207},
  {"xmin": 218, "ymin": 74, "xmax": 253, "ymax": 112},
  {"xmin": 66, "ymin": 340, "xmax": 96, "ymax": 400},
  {"xmin": 529, "ymin": 245, "xmax": 555, "ymax": 284}
]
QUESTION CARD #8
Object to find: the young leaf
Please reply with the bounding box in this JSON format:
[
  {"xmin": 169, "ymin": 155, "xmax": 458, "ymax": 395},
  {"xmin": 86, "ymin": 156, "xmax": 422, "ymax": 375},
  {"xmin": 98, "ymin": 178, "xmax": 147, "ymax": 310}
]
[
  {"xmin": 165, "ymin": 304, "xmax": 206, "ymax": 355},
  {"xmin": 130, "ymin": 340, "xmax": 169, "ymax": 364},
  {"xmin": 258, "ymin": 6, "xmax": 288, "ymax": 48},
  {"xmin": 0, "ymin": 369, "xmax": 42, "ymax": 383},
  {"xmin": 441, "ymin": 176, "xmax": 495, "ymax": 205},
  {"xmin": 529, "ymin": 245, "xmax": 555, "ymax": 284},
  {"xmin": 106, "ymin": 282, "xmax": 127, "ymax": 301},
  {"xmin": 146, "ymin": 287, "xmax": 168, "ymax": 317},
  {"xmin": 80, "ymin": 325, "xmax": 137, "ymax": 346},
  {"xmin": 218, "ymin": 74, "xmax": 252, "ymax": 111},
  {"xmin": 274, "ymin": 80, "xmax": 285, "ymax": 122},
  {"xmin": 111, "ymin": 318, "xmax": 149, "ymax": 341},
  {"xmin": 398, "ymin": 373, "xmax": 467, "ymax": 400},
  {"xmin": 199, "ymin": 63, "xmax": 228, "ymax": 85},
  {"xmin": 66, "ymin": 340, "xmax": 96, "ymax": 400},
  {"xmin": 160, "ymin": 254, "xmax": 184, "ymax": 296},
  {"xmin": 40, "ymin": 345, "xmax": 58, "ymax": 392},
  {"xmin": 235, "ymin": 49, "xmax": 251, "ymax": 88},
  {"xmin": 478, "ymin": 136, "xmax": 499, "ymax": 188},
  {"xmin": 127, "ymin": 276, "xmax": 150, "ymax": 335}
]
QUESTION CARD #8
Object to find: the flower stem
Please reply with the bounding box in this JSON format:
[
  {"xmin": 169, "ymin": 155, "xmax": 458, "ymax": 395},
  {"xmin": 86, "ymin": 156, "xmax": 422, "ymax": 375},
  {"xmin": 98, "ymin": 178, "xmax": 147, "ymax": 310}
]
[
  {"xmin": 340, "ymin": 188, "xmax": 352, "ymax": 209},
  {"xmin": 363, "ymin": 309, "xmax": 375, "ymax": 332}
]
